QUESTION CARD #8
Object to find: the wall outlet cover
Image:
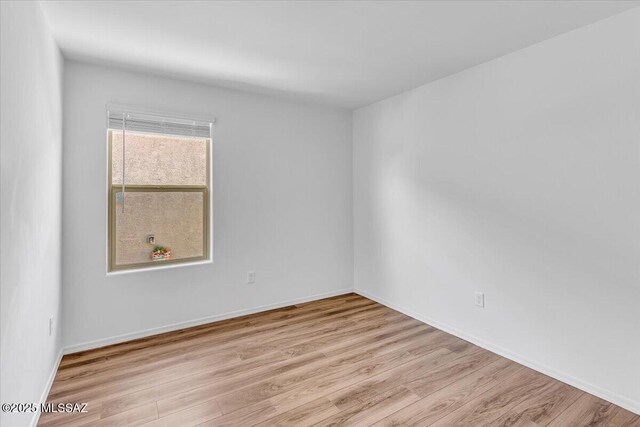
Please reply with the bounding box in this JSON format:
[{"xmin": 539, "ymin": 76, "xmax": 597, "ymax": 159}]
[{"xmin": 475, "ymin": 292, "xmax": 485, "ymax": 308}]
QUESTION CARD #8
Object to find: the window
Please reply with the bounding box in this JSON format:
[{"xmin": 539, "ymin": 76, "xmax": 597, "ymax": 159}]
[{"xmin": 107, "ymin": 108, "xmax": 212, "ymax": 272}]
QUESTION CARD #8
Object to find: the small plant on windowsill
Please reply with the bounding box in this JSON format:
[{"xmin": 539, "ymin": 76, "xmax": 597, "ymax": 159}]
[{"xmin": 151, "ymin": 246, "xmax": 172, "ymax": 261}]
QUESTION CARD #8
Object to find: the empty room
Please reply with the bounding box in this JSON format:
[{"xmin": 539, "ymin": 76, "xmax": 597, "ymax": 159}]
[{"xmin": 1, "ymin": 1, "xmax": 639, "ymax": 426}]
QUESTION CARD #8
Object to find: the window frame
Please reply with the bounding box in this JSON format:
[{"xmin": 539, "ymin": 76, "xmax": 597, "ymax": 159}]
[{"xmin": 106, "ymin": 130, "xmax": 212, "ymax": 273}]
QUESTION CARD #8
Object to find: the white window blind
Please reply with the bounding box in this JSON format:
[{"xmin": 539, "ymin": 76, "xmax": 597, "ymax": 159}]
[{"xmin": 107, "ymin": 109, "xmax": 212, "ymax": 138}]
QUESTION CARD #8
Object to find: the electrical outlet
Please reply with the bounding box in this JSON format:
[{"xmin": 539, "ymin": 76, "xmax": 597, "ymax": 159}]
[
  {"xmin": 475, "ymin": 292, "xmax": 484, "ymax": 308},
  {"xmin": 247, "ymin": 271, "xmax": 256, "ymax": 284},
  {"xmin": 49, "ymin": 316, "xmax": 54, "ymax": 336}
]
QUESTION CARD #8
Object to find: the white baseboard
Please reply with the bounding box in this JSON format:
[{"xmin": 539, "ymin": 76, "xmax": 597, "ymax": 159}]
[
  {"xmin": 30, "ymin": 348, "xmax": 64, "ymax": 427},
  {"xmin": 355, "ymin": 288, "xmax": 640, "ymax": 416},
  {"xmin": 63, "ymin": 288, "xmax": 354, "ymax": 354}
]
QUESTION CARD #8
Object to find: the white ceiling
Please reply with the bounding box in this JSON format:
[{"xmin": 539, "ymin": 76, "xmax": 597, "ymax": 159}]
[{"xmin": 41, "ymin": 1, "xmax": 639, "ymax": 109}]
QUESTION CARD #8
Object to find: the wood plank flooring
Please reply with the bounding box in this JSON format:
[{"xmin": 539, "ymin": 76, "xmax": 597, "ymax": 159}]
[{"xmin": 40, "ymin": 293, "xmax": 639, "ymax": 426}]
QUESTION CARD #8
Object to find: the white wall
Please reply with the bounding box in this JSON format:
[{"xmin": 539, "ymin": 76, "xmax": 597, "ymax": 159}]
[
  {"xmin": 0, "ymin": 2, "xmax": 64, "ymax": 427},
  {"xmin": 353, "ymin": 8, "xmax": 640, "ymax": 413},
  {"xmin": 62, "ymin": 61, "xmax": 353, "ymax": 350}
]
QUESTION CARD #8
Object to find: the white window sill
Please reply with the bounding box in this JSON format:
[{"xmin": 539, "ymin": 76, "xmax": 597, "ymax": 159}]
[{"xmin": 106, "ymin": 258, "xmax": 212, "ymax": 276}]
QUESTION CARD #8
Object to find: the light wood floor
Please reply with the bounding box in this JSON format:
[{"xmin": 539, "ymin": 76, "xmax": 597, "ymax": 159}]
[{"xmin": 40, "ymin": 293, "xmax": 639, "ymax": 427}]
